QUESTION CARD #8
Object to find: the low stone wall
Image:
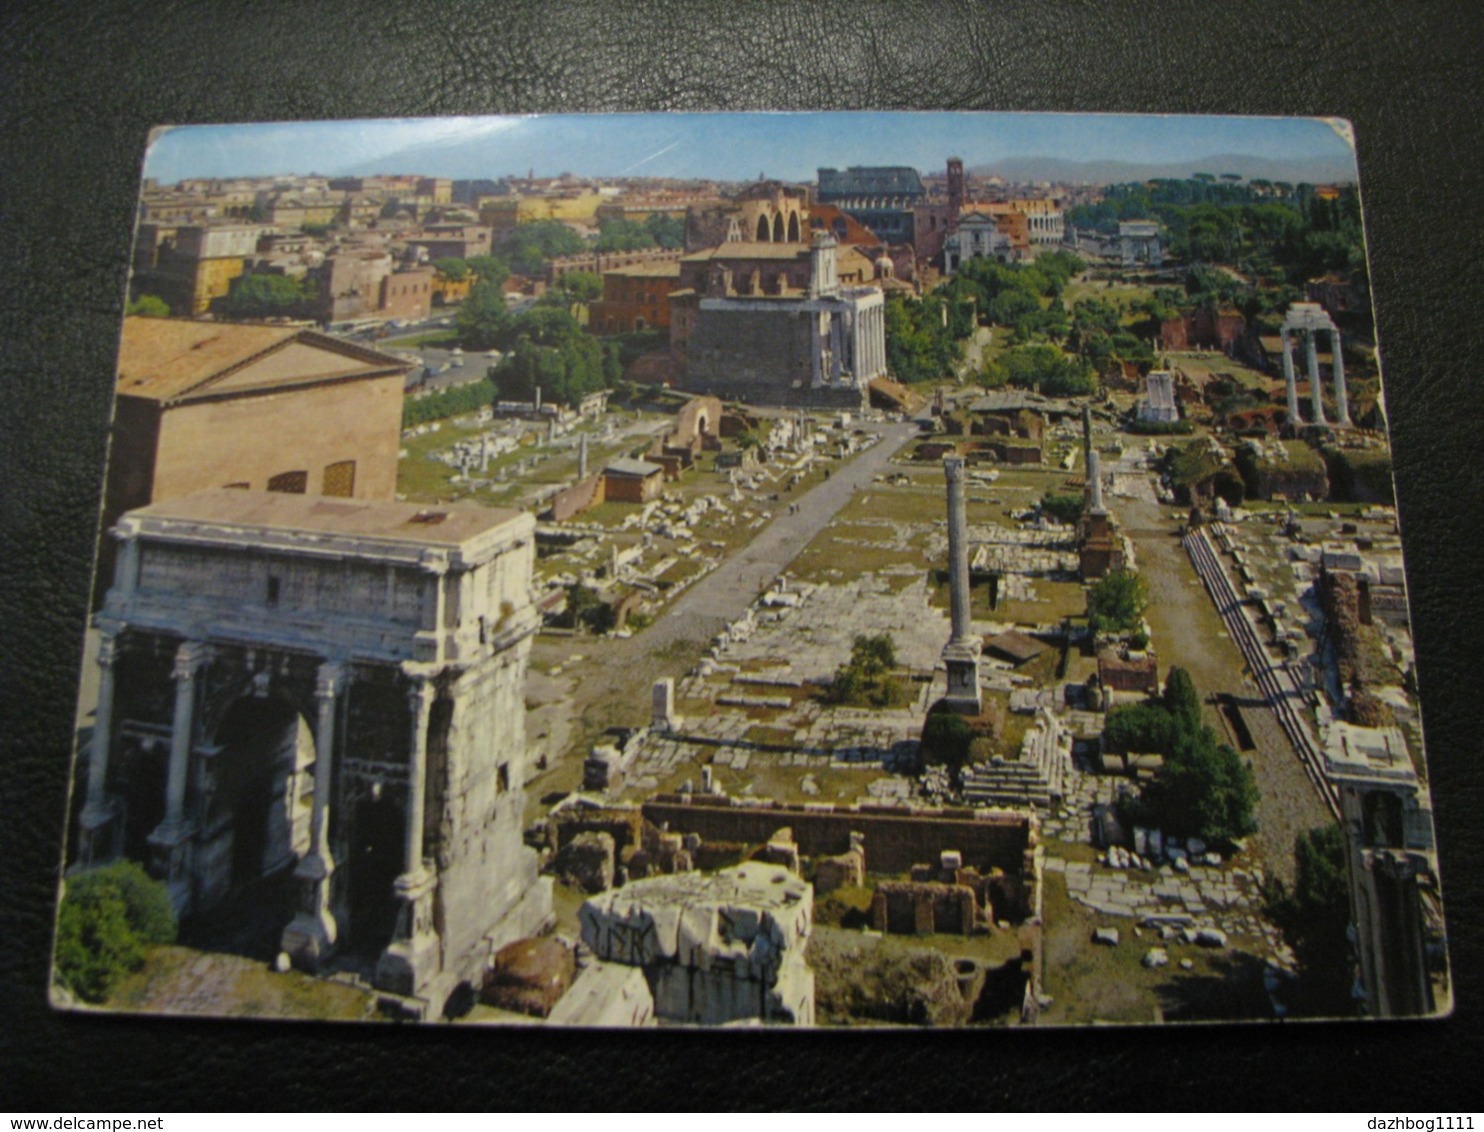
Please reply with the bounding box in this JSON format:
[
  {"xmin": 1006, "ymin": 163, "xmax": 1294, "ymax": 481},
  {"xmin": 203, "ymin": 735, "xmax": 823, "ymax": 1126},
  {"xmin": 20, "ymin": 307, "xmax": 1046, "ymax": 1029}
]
[{"xmin": 642, "ymin": 796, "xmax": 1032, "ymax": 878}]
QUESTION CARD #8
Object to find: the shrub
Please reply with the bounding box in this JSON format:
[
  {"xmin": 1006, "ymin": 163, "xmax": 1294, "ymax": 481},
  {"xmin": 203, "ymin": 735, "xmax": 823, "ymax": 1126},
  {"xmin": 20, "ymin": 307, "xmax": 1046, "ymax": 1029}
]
[
  {"xmin": 920, "ymin": 708, "xmax": 974, "ymax": 772},
  {"xmin": 54, "ymin": 861, "xmax": 175, "ymax": 1003}
]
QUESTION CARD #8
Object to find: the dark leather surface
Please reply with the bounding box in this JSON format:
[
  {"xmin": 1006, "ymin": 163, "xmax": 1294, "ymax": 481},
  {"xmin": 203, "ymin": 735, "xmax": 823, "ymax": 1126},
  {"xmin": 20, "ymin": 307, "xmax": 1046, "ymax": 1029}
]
[{"xmin": 2, "ymin": 0, "xmax": 1480, "ymax": 1111}]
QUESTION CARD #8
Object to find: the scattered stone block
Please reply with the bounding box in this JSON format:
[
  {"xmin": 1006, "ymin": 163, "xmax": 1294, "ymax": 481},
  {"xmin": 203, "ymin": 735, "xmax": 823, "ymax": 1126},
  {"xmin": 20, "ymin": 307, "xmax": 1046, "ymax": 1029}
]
[
  {"xmin": 1093, "ymin": 927, "xmax": 1120, "ymax": 947},
  {"xmin": 553, "ymin": 831, "xmax": 616, "ymax": 894},
  {"xmin": 1142, "ymin": 947, "xmax": 1170, "ymax": 969}
]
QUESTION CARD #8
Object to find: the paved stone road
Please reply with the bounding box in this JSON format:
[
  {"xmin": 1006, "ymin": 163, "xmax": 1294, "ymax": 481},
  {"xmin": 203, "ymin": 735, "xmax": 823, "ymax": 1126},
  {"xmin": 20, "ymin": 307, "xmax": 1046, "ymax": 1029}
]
[
  {"xmin": 643, "ymin": 420, "xmax": 923, "ymax": 649},
  {"xmin": 526, "ymin": 419, "xmax": 923, "ymax": 776}
]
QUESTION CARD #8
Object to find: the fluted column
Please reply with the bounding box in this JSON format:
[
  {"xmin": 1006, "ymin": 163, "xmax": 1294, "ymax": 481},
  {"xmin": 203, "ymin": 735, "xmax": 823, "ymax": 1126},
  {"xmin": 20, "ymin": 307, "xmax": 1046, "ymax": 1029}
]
[
  {"xmin": 1282, "ymin": 329, "xmax": 1301, "ymax": 425},
  {"xmin": 1332, "ymin": 328, "xmax": 1351, "ymax": 426},
  {"xmin": 281, "ymin": 660, "xmax": 345, "ymax": 967},
  {"xmin": 402, "ymin": 679, "xmax": 434, "ymax": 880},
  {"xmin": 375, "ymin": 676, "xmax": 441, "ymax": 997},
  {"xmin": 149, "ymin": 640, "xmax": 208, "ymax": 912},
  {"xmin": 76, "ymin": 631, "xmax": 121, "ymax": 867},
  {"xmin": 1307, "ymin": 329, "xmax": 1327, "ymax": 426}
]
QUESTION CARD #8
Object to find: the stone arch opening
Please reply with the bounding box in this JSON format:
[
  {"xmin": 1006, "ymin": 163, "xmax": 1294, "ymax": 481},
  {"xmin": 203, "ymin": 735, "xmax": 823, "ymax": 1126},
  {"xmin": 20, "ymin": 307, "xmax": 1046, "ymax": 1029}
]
[
  {"xmin": 772, "ymin": 213, "xmax": 785, "ymax": 243},
  {"xmin": 344, "ymin": 790, "xmax": 405, "ymax": 954},
  {"xmin": 199, "ymin": 694, "xmax": 315, "ymax": 910},
  {"xmin": 787, "ymin": 212, "xmax": 801, "ymax": 243},
  {"xmin": 755, "ymin": 213, "xmax": 770, "ymax": 241}
]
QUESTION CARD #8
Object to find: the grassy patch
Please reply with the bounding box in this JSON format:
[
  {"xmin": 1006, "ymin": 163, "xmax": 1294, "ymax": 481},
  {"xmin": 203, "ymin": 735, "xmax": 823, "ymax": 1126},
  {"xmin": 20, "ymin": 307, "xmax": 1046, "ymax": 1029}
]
[{"xmin": 107, "ymin": 946, "xmax": 378, "ymax": 1021}]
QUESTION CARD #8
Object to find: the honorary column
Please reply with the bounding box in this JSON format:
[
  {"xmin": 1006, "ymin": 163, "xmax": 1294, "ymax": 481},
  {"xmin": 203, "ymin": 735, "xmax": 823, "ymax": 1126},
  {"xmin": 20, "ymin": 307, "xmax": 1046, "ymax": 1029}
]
[{"xmin": 941, "ymin": 457, "xmax": 983, "ymax": 715}]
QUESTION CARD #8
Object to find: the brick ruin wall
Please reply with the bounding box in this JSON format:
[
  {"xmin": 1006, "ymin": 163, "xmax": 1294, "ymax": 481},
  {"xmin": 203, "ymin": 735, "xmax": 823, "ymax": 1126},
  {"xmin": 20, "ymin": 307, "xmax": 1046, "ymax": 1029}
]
[{"xmin": 642, "ymin": 798, "xmax": 1032, "ymax": 878}]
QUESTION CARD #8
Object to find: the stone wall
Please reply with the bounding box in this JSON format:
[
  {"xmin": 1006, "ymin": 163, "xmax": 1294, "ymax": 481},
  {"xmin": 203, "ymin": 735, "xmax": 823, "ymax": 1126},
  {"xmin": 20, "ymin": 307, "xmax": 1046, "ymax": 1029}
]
[
  {"xmin": 542, "ymin": 473, "xmax": 605, "ymax": 522},
  {"xmin": 643, "ymin": 797, "xmax": 1032, "ymax": 878}
]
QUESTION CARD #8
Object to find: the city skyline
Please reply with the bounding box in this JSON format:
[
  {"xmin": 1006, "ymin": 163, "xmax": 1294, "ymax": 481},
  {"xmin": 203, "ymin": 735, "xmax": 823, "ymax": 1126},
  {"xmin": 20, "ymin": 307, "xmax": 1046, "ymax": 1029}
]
[{"xmin": 144, "ymin": 111, "xmax": 1358, "ymax": 185}]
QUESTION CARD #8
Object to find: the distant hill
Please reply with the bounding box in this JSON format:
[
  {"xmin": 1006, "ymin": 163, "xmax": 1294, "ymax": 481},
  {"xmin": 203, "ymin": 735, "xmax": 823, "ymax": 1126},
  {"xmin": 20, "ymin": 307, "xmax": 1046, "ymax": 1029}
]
[{"xmin": 973, "ymin": 153, "xmax": 1358, "ymax": 187}]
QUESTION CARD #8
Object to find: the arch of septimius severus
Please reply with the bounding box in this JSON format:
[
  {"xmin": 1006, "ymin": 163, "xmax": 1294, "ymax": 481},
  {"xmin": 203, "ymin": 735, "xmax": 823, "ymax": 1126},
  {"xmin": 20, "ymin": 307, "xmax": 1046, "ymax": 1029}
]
[{"xmin": 72, "ymin": 489, "xmax": 552, "ymax": 1013}]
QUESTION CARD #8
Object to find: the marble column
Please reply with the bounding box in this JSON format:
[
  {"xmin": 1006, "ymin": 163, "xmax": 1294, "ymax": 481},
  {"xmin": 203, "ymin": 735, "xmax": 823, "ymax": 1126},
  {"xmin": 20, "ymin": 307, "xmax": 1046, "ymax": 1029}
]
[
  {"xmin": 578, "ymin": 432, "xmax": 589, "ymax": 479},
  {"xmin": 942, "ymin": 457, "xmax": 982, "ymax": 715},
  {"xmin": 946, "ymin": 457, "xmax": 972, "ymax": 643},
  {"xmin": 1332, "ymin": 328, "xmax": 1351, "ymax": 426},
  {"xmin": 1081, "ymin": 404, "xmax": 1093, "ymax": 477},
  {"xmin": 1088, "ymin": 448, "xmax": 1106, "ymax": 513},
  {"xmin": 76, "ymin": 631, "xmax": 121, "ymax": 867},
  {"xmin": 1281, "ymin": 329, "xmax": 1301, "ymax": 425},
  {"xmin": 150, "ymin": 640, "xmax": 208, "ymax": 912},
  {"xmin": 1307, "ymin": 329, "xmax": 1328, "ymax": 426},
  {"xmin": 281, "ymin": 660, "xmax": 345, "ymax": 968},
  {"xmin": 376, "ymin": 677, "xmax": 440, "ymax": 997}
]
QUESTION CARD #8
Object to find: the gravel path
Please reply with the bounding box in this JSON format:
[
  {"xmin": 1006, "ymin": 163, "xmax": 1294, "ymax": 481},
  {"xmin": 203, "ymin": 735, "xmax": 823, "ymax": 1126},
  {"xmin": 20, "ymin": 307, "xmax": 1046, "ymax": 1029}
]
[{"xmin": 1121, "ymin": 496, "xmax": 1331, "ymax": 884}]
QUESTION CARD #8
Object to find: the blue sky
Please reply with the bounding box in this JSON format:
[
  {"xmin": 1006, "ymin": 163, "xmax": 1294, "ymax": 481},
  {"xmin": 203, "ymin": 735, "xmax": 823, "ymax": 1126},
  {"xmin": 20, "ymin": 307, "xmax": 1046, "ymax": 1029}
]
[{"xmin": 144, "ymin": 112, "xmax": 1356, "ymax": 184}]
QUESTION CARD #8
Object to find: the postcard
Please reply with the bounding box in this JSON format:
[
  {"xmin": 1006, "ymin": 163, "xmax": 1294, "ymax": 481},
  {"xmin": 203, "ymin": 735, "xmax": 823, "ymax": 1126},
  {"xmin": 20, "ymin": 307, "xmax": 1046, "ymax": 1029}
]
[{"xmin": 51, "ymin": 111, "xmax": 1449, "ymax": 1027}]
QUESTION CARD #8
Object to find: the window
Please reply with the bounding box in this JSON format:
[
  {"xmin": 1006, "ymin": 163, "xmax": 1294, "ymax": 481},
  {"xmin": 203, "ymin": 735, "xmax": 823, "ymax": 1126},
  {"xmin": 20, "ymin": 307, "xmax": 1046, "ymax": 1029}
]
[
  {"xmin": 322, "ymin": 460, "xmax": 356, "ymax": 498},
  {"xmin": 267, "ymin": 470, "xmax": 308, "ymax": 494},
  {"xmin": 267, "ymin": 575, "xmax": 281, "ymax": 606},
  {"xmin": 496, "ymin": 763, "xmax": 510, "ymax": 794}
]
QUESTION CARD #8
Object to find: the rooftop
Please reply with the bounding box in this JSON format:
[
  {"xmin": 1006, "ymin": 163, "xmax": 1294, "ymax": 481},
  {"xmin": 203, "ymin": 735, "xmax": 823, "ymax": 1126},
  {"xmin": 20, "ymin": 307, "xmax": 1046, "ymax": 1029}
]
[
  {"xmin": 605, "ymin": 458, "xmax": 664, "ymax": 477},
  {"xmin": 116, "ymin": 317, "xmax": 413, "ymax": 404},
  {"xmin": 127, "ymin": 488, "xmax": 526, "ymax": 549}
]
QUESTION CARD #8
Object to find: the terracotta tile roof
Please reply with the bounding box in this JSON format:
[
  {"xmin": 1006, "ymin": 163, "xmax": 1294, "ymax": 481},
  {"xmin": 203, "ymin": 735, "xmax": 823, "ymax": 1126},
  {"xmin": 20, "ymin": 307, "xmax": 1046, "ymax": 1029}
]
[{"xmin": 116, "ymin": 317, "xmax": 411, "ymax": 404}]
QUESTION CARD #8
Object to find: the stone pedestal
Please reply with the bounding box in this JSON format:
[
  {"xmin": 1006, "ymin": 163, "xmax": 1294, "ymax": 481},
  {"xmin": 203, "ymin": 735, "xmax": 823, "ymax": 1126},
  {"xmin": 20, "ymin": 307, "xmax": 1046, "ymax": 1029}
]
[
  {"xmin": 147, "ymin": 818, "xmax": 195, "ymax": 916},
  {"xmin": 74, "ymin": 799, "xmax": 121, "ymax": 871},
  {"xmin": 375, "ymin": 866, "xmax": 440, "ymax": 997},
  {"xmin": 652, "ymin": 677, "xmax": 678, "ymax": 733},
  {"xmin": 942, "ymin": 640, "xmax": 983, "ymax": 716},
  {"xmin": 280, "ymin": 850, "xmax": 337, "ymax": 970}
]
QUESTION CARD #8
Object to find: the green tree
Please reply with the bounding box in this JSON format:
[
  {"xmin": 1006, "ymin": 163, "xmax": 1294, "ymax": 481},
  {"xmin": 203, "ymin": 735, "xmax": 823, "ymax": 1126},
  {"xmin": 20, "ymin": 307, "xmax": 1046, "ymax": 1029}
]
[
  {"xmin": 595, "ymin": 218, "xmax": 657, "ymax": 252},
  {"xmin": 1140, "ymin": 725, "xmax": 1258, "ymax": 845},
  {"xmin": 465, "ymin": 255, "xmax": 511, "ymax": 290},
  {"xmin": 1086, "ymin": 567, "xmax": 1148, "ymax": 634},
  {"xmin": 1102, "ymin": 701, "xmax": 1181, "ymax": 756},
  {"xmin": 920, "ymin": 709, "xmax": 975, "ymax": 772},
  {"xmin": 549, "ymin": 270, "xmax": 602, "ymax": 303},
  {"xmin": 981, "ymin": 344, "xmax": 1096, "ymax": 397},
  {"xmin": 644, "ymin": 212, "xmax": 686, "ymax": 248},
  {"xmin": 455, "ymin": 282, "xmax": 512, "ymax": 350},
  {"xmin": 1163, "ymin": 666, "xmax": 1202, "ymax": 733},
  {"xmin": 563, "ymin": 583, "xmax": 614, "ymax": 633},
  {"xmin": 213, "ymin": 273, "xmax": 315, "ymax": 320},
  {"xmin": 1265, "ymin": 825, "xmax": 1355, "ymax": 1015},
  {"xmin": 500, "ymin": 219, "xmax": 588, "ymax": 276},
  {"xmin": 53, "ymin": 861, "xmax": 176, "ymax": 1004},
  {"xmin": 1039, "ymin": 492, "xmax": 1084, "ymax": 526},
  {"xmin": 826, "ymin": 634, "xmax": 907, "ymax": 708},
  {"xmin": 126, "ymin": 294, "xmax": 170, "ymax": 318},
  {"xmin": 433, "ymin": 257, "xmax": 469, "ymax": 281}
]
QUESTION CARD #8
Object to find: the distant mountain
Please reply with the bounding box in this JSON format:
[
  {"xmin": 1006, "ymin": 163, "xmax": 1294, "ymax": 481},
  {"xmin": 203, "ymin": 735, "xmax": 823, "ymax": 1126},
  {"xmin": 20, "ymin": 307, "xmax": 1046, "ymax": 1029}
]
[{"xmin": 973, "ymin": 153, "xmax": 1358, "ymax": 186}]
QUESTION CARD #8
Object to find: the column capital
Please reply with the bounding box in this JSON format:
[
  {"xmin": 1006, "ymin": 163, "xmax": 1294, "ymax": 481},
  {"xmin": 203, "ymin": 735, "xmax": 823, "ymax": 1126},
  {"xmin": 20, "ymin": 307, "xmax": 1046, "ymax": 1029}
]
[
  {"xmin": 943, "ymin": 455, "xmax": 966, "ymax": 482},
  {"xmin": 315, "ymin": 660, "xmax": 348, "ymax": 700},
  {"xmin": 172, "ymin": 640, "xmax": 210, "ymax": 682},
  {"xmin": 404, "ymin": 674, "xmax": 437, "ymax": 712},
  {"xmin": 419, "ymin": 549, "xmax": 451, "ymax": 575},
  {"xmin": 97, "ymin": 632, "xmax": 119, "ymax": 669}
]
